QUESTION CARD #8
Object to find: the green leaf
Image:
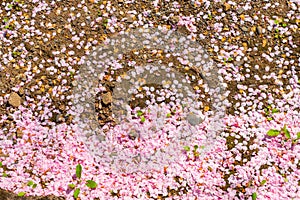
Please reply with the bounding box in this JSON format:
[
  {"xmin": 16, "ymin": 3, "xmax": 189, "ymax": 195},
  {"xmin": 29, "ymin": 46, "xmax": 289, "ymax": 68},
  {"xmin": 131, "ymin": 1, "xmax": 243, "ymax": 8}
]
[
  {"xmin": 2, "ymin": 172, "xmax": 8, "ymax": 177},
  {"xmin": 183, "ymin": 146, "xmax": 190, "ymax": 151},
  {"xmin": 260, "ymin": 179, "xmax": 267, "ymax": 185},
  {"xmin": 3, "ymin": 18, "xmax": 8, "ymax": 22},
  {"xmin": 267, "ymin": 117, "xmax": 273, "ymax": 121},
  {"xmin": 166, "ymin": 113, "xmax": 171, "ymax": 118},
  {"xmin": 27, "ymin": 180, "xmax": 34, "ymax": 187},
  {"xmin": 282, "ymin": 125, "xmax": 291, "ymax": 139},
  {"xmin": 228, "ymin": 57, "xmax": 233, "ymax": 61},
  {"xmin": 266, "ymin": 129, "xmax": 280, "ymax": 137},
  {"xmin": 271, "ymin": 108, "xmax": 279, "ymax": 113},
  {"xmin": 68, "ymin": 183, "xmax": 76, "ymax": 189},
  {"xmin": 73, "ymin": 188, "xmax": 80, "ymax": 198},
  {"xmin": 76, "ymin": 164, "xmax": 82, "ymax": 179},
  {"xmin": 274, "ymin": 19, "xmax": 279, "ymax": 24},
  {"xmin": 103, "ymin": 19, "xmax": 108, "ymax": 27},
  {"xmin": 32, "ymin": 183, "xmax": 37, "ymax": 189},
  {"xmin": 282, "ymin": 23, "xmax": 287, "ymax": 27},
  {"xmin": 208, "ymin": 14, "xmax": 212, "ymax": 20},
  {"xmin": 7, "ymin": 4, "xmax": 13, "ymax": 9},
  {"xmin": 137, "ymin": 110, "xmax": 143, "ymax": 117},
  {"xmin": 18, "ymin": 192, "xmax": 26, "ymax": 197},
  {"xmin": 69, "ymin": 71, "xmax": 74, "ymax": 76},
  {"xmin": 86, "ymin": 180, "xmax": 97, "ymax": 189},
  {"xmin": 0, "ymin": 162, "xmax": 2, "ymax": 167},
  {"xmin": 140, "ymin": 116, "xmax": 145, "ymax": 123},
  {"xmin": 297, "ymin": 132, "xmax": 300, "ymax": 140},
  {"xmin": 193, "ymin": 145, "xmax": 199, "ymax": 150},
  {"xmin": 252, "ymin": 192, "xmax": 257, "ymax": 200}
]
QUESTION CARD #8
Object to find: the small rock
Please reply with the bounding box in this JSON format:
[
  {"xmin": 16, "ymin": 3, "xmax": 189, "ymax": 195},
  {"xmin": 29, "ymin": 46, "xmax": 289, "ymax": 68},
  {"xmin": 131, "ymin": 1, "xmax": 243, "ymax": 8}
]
[
  {"xmin": 128, "ymin": 130, "xmax": 139, "ymax": 140},
  {"xmin": 241, "ymin": 26, "xmax": 248, "ymax": 32},
  {"xmin": 237, "ymin": 7, "xmax": 244, "ymax": 14},
  {"xmin": 257, "ymin": 26, "xmax": 263, "ymax": 35},
  {"xmin": 262, "ymin": 39, "xmax": 268, "ymax": 47},
  {"xmin": 223, "ymin": 2, "xmax": 231, "ymax": 11},
  {"xmin": 242, "ymin": 42, "xmax": 248, "ymax": 50},
  {"xmin": 56, "ymin": 114, "xmax": 65, "ymax": 123},
  {"xmin": 18, "ymin": 88, "xmax": 24, "ymax": 95},
  {"xmin": 59, "ymin": 104, "xmax": 65, "ymax": 111},
  {"xmin": 0, "ymin": 148, "xmax": 8, "ymax": 157},
  {"xmin": 251, "ymin": 26, "xmax": 256, "ymax": 33},
  {"xmin": 35, "ymin": 90, "xmax": 43, "ymax": 95},
  {"xmin": 16, "ymin": 129, "xmax": 23, "ymax": 138},
  {"xmin": 71, "ymin": 81, "xmax": 78, "ymax": 87},
  {"xmin": 186, "ymin": 112, "xmax": 204, "ymax": 126},
  {"xmin": 102, "ymin": 92, "xmax": 112, "ymax": 104},
  {"xmin": 8, "ymin": 92, "xmax": 21, "ymax": 107},
  {"xmin": 126, "ymin": 14, "xmax": 136, "ymax": 23},
  {"xmin": 169, "ymin": 16, "xmax": 180, "ymax": 24}
]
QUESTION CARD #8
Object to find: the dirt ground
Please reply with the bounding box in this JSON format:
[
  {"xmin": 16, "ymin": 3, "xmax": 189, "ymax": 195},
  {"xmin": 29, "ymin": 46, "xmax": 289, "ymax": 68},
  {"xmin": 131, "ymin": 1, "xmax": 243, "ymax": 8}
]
[{"xmin": 0, "ymin": 0, "xmax": 299, "ymax": 199}]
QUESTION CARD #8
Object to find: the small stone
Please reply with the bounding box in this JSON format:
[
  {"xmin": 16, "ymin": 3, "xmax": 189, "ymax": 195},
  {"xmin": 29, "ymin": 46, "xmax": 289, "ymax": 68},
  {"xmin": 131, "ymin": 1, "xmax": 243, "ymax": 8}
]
[
  {"xmin": 56, "ymin": 114, "xmax": 65, "ymax": 123},
  {"xmin": 241, "ymin": 26, "xmax": 248, "ymax": 32},
  {"xmin": 237, "ymin": 7, "xmax": 244, "ymax": 14},
  {"xmin": 102, "ymin": 92, "xmax": 112, "ymax": 104},
  {"xmin": 262, "ymin": 39, "xmax": 267, "ymax": 47},
  {"xmin": 128, "ymin": 130, "xmax": 139, "ymax": 140},
  {"xmin": 223, "ymin": 2, "xmax": 231, "ymax": 11},
  {"xmin": 126, "ymin": 14, "xmax": 136, "ymax": 23},
  {"xmin": 169, "ymin": 16, "xmax": 180, "ymax": 24},
  {"xmin": 0, "ymin": 148, "xmax": 8, "ymax": 157},
  {"xmin": 59, "ymin": 104, "xmax": 65, "ymax": 111},
  {"xmin": 71, "ymin": 81, "xmax": 78, "ymax": 87},
  {"xmin": 240, "ymin": 14, "xmax": 245, "ymax": 20},
  {"xmin": 8, "ymin": 92, "xmax": 21, "ymax": 107},
  {"xmin": 186, "ymin": 112, "xmax": 204, "ymax": 126},
  {"xmin": 278, "ymin": 69, "xmax": 284, "ymax": 75},
  {"xmin": 257, "ymin": 26, "xmax": 263, "ymax": 35},
  {"xmin": 18, "ymin": 88, "xmax": 24, "ymax": 95},
  {"xmin": 35, "ymin": 90, "xmax": 43, "ymax": 95},
  {"xmin": 242, "ymin": 42, "xmax": 248, "ymax": 51},
  {"xmin": 16, "ymin": 128, "xmax": 23, "ymax": 138}
]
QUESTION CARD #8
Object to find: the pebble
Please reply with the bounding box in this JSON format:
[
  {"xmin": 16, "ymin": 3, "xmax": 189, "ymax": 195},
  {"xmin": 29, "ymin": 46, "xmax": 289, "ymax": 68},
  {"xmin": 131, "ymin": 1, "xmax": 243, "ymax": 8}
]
[
  {"xmin": 8, "ymin": 92, "xmax": 22, "ymax": 107},
  {"xmin": 237, "ymin": 7, "xmax": 244, "ymax": 14},
  {"xmin": 102, "ymin": 92, "xmax": 112, "ymax": 104},
  {"xmin": 126, "ymin": 14, "xmax": 136, "ymax": 23},
  {"xmin": 257, "ymin": 26, "xmax": 263, "ymax": 35},
  {"xmin": 71, "ymin": 81, "xmax": 78, "ymax": 87},
  {"xmin": 128, "ymin": 130, "xmax": 139, "ymax": 140},
  {"xmin": 186, "ymin": 112, "xmax": 204, "ymax": 126},
  {"xmin": 241, "ymin": 26, "xmax": 248, "ymax": 32},
  {"xmin": 223, "ymin": 3, "xmax": 231, "ymax": 11},
  {"xmin": 242, "ymin": 42, "xmax": 248, "ymax": 51},
  {"xmin": 0, "ymin": 148, "xmax": 8, "ymax": 157},
  {"xmin": 18, "ymin": 88, "xmax": 24, "ymax": 95},
  {"xmin": 16, "ymin": 128, "xmax": 23, "ymax": 138}
]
